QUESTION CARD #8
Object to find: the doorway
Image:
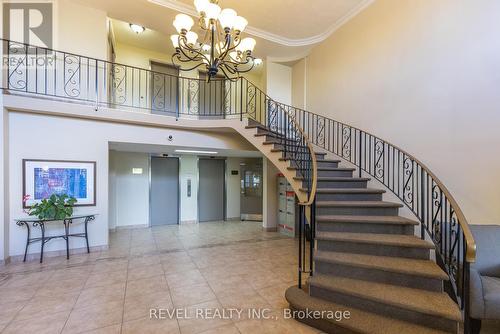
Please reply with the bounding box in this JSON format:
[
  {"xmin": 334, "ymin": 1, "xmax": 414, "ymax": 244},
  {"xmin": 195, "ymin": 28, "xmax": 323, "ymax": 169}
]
[
  {"xmin": 198, "ymin": 158, "xmax": 225, "ymax": 222},
  {"xmin": 150, "ymin": 156, "xmax": 179, "ymax": 226}
]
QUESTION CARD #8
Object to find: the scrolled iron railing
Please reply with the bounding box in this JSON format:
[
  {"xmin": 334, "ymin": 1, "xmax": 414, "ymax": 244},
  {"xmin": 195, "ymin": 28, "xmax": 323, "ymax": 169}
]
[
  {"xmin": 278, "ymin": 103, "xmax": 476, "ymax": 331},
  {"xmin": 1, "ymin": 38, "xmax": 474, "ymax": 329}
]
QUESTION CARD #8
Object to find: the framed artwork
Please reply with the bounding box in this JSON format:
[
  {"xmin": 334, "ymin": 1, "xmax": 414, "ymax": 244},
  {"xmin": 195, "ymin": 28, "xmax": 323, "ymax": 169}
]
[{"xmin": 23, "ymin": 159, "xmax": 96, "ymax": 207}]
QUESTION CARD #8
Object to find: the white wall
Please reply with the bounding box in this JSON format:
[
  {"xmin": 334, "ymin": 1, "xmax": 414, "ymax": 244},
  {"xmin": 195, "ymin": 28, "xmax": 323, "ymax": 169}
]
[
  {"xmin": 226, "ymin": 157, "xmax": 242, "ymax": 220},
  {"xmin": 0, "ymin": 4, "xmax": 7, "ymax": 263},
  {"xmin": 305, "ymin": 0, "xmax": 500, "ymax": 225},
  {"xmin": 265, "ymin": 62, "xmax": 292, "ymax": 105},
  {"xmin": 292, "ymin": 58, "xmax": 307, "ymax": 109},
  {"xmin": 262, "ymin": 158, "xmax": 279, "ymax": 230},
  {"xmin": 109, "ymin": 151, "xmax": 149, "ymax": 228},
  {"xmin": 179, "ymin": 155, "xmax": 198, "ymax": 223},
  {"xmin": 56, "ymin": 0, "xmax": 108, "ymax": 59},
  {"xmin": 1, "ymin": 107, "xmax": 9, "ymax": 263}
]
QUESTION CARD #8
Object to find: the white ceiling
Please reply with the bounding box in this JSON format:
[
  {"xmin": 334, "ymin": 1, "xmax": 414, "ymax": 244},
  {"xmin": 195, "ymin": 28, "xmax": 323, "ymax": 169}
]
[{"xmin": 74, "ymin": 0, "xmax": 373, "ymax": 60}]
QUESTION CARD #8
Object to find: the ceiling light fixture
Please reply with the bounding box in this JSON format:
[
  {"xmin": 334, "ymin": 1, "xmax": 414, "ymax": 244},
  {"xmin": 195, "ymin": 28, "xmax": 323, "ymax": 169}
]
[
  {"xmin": 175, "ymin": 149, "xmax": 219, "ymax": 154},
  {"xmin": 129, "ymin": 23, "xmax": 145, "ymax": 34},
  {"xmin": 170, "ymin": 0, "xmax": 257, "ymax": 82}
]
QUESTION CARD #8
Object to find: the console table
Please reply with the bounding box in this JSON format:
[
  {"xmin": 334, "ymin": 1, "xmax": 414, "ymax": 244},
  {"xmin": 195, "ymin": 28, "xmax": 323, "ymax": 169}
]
[{"xmin": 15, "ymin": 214, "xmax": 96, "ymax": 263}]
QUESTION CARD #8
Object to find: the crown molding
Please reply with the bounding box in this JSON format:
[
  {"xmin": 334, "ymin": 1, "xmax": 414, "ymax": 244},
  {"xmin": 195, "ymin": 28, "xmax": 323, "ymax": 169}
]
[{"xmin": 148, "ymin": 0, "xmax": 375, "ymax": 47}]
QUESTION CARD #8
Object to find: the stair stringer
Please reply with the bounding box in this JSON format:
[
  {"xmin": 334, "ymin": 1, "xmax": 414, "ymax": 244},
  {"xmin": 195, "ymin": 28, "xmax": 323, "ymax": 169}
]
[{"xmin": 232, "ymin": 119, "xmax": 309, "ymax": 205}]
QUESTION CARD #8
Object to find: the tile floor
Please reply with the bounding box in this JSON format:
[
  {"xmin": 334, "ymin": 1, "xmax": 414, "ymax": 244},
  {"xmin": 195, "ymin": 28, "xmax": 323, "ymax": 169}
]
[{"xmin": 0, "ymin": 221, "xmax": 320, "ymax": 334}]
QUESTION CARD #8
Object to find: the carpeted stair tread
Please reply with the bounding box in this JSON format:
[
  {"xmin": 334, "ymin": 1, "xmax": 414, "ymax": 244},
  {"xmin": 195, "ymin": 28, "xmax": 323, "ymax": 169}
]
[
  {"xmin": 308, "ymin": 275, "xmax": 462, "ymax": 322},
  {"xmin": 316, "ymin": 231, "xmax": 435, "ymax": 249},
  {"xmin": 316, "ymin": 201, "xmax": 403, "ymax": 208},
  {"xmin": 315, "ymin": 215, "xmax": 418, "ymax": 225},
  {"xmin": 285, "ymin": 286, "xmax": 451, "ymax": 334},
  {"xmin": 314, "ymin": 251, "xmax": 449, "ymax": 280},
  {"xmin": 280, "ymin": 157, "xmax": 341, "ymax": 163},
  {"xmin": 308, "ymin": 188, "xmax": 385, "ymax": 194},
  {"xmin": 291, "ymin": 167, "xmax": 355, "ymax": 171}
]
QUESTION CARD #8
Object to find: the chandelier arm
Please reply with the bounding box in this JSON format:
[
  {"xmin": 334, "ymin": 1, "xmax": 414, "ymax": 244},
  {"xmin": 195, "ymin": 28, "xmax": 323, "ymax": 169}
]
[
  {"xmin": 178, "ymin": 41, "xmax": 208, "ymax": 63},
  {"xmin": 218, "ymin": 64, "xmax": 239, "ymax": 82},
  {"xmin": 176, "ymin": 60, "xmax": 208, "ymax": 72},
  {"xmin": 217, "ymin": 33, "xmax": 233, "ymax": 63}
]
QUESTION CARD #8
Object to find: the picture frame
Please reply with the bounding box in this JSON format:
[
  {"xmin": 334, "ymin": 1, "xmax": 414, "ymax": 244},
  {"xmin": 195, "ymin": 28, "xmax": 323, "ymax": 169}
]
[{"xmin": 23, "ymin": 159, "xmax": 96, "ymax": 208}]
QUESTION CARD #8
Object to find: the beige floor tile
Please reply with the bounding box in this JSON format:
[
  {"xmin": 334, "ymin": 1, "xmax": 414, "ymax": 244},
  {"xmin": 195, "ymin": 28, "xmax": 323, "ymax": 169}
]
[
  {"xmin": 123, "ymin": 291, "xmax": 173, "ymax": 322},
  {"xmin": 15, "ymin": 292, "xmax": 79, "ymax": 321},
  {"xmin": 125, "ymin": 275, "xmax": 168, "ymax": 298},
  {"xmin": 128, "ymin": 255, "xmax": 161, "ymax": 268},
  {"xmin": 51, "ymin": 265, "xmax": 94, "ymax": 281},
  {"xmin": 176, "ymin": 300, "xmax": 233, "ymax": 334},
  {"xmin": 195, "ymin": 324, "xmax": 240, "ymax": 334},
  {"xmin": 166, "ymin": 269, "xmax": 207, "ymax": 289},
  {"xmin": 81, "ymin": 324, "xmax": 122, "ymax": 334},
  {"xmin": 127, "ymin": 263, "xmax": 164, "ymax": 281},
  {"xmin": 170, "ymin": 283, "xmax": 217, "ymax": 307},
  {"xmin": 122, "ymin": 317, "xmax": 180, "ymax": 334},
  {"xmin": 0, "ymin": 285, "xmax": 38, "ymax": 304},
  {"xmin": 85, "ymin": 269, "xmax": 127, "ymax": 288},
  {"xmin": 36, "ymin": 277, "xmax": 87, "ymax": 297},
  {"xmin": 63, "ymin": 300, "xmax": 123, "ymax": 333},
  {"xmin": 74, "ymin": 282, "xmax": 126, "ymax": 308},
  {"xmin": 3, "ymin": 270, "xmax": 54, "ymax": 288},
  {"xmin": 162, "ymin": 260, "xmax": 198, "ymax": 273},
  {"xmin": 205, "ymin": 274, "xmax": 252, "ymax": 294},
  {"xmin": 2, "ymin": 310, "xmax": 69, "ymax": 334},
  {"xmin": 216, "ymin": 287, "xmax": 271, "ymax": 313},
  {"xmin": 93, "ymin": 259, "xmax": 129, "ymax": 273},
  {"xmin": 0, "ymin": 300, "xmax": 26, "ymax": 325},
  {"xmin": 256, "ymin": 282, "xmax": 293, "ymax": 309}
]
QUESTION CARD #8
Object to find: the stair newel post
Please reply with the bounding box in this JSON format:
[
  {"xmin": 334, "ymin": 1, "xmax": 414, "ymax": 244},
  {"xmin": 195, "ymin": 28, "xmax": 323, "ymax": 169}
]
[
  {"xmin": 309, "ymin": 200, "xmax": 315, "ymax": 276},
  {"xmin": 358, "ymin": 129, "xmax": 363, "ymax": 178},
  {"xmin": 463, "ymin": 258, "xmax": 471, "ymax": 334},
  {"xmin": 420, "ymin": 167, "xmax": 426, "ymax": 240},
  {"xmin": 283, "ymin": 107, "xmax": 287, "ymax": 158},
  {"xmin": 239, "ymin": 77, "xmax": 243, "ymax": 122},
  {"xmin": 298, "ymin": 204, "xmax": 303, "ymax": 289}
]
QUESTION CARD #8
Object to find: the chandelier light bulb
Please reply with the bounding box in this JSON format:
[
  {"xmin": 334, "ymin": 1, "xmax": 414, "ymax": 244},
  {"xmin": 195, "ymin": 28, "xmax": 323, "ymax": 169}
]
[
  {"xmin": 201, "ymin": 44, "xmax": 211, "ymax": 52},
  {"xmin": 233, "ymin": 16, "xmax": 248, "ymax": 32},
  {"xmin": 204, "ymin": 3, "xmax": 221, "ymax": 20},
  {"xmin": 173, "ymin": 14, "xmax": 194, "ymax": 33},
  {"xmin": 237, "ymin": 37, "xmax": 256, "ymax": 52},
  {"xmin": 194, "ymin": 0, "xmax": 210, "ymax": 14},
  {"xmin": 185, "ymin": 31, "xmax": 198, "ymax": 45},
  {"xmin": 254, "ymin": 58, "xmax": 263, "ymax": 65},
  {"xmin": 170, "ymin": 35, "xmax": 180, "ymax": 48},
  {"xmin": 218, "ymin": 8, "xmax": 237, "ymax": 29}
]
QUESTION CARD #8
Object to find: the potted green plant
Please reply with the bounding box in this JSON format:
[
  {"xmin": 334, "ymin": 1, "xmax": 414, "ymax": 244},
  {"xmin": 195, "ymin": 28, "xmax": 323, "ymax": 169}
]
[{"xmin": 24, "ymin": 194, "xmax": 77, "ymax": 220}]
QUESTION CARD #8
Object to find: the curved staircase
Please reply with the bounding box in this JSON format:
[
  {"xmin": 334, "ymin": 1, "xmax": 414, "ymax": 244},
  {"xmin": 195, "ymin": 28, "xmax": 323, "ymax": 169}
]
[
  {"xmin": 286, "ymin": 153, "xmax": 462, "ymax": 333},
  {"xmin": 238, "ymin": 116, "xmax": 463, "ymax": 333}
]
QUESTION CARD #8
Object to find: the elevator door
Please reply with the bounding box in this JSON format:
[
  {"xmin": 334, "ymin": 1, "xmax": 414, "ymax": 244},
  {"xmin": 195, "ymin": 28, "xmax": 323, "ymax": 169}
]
[
  {"xmin": 150, "ymin": 157, "xmax": 179, "ymax": 225},
  {"xmin": 198, "ymin": 159, "xmax": 225, "ymax": 222}
]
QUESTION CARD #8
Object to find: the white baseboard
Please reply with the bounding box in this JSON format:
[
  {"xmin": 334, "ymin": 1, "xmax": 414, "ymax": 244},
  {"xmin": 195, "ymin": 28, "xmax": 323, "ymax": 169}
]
[
  {"xmin": 114, "ymin": 224, "xmax": 149, "ymax": 230},
  {"xmin": 8, "ymin": 245, "xmax": 108, "ymax": 263}
]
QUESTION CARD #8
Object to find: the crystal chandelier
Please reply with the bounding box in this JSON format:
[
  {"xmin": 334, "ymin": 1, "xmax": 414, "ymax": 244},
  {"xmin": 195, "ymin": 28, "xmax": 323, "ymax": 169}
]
[{"xmin": 170, "ymin": 0, "xmax": 257, "ymax": 81}]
